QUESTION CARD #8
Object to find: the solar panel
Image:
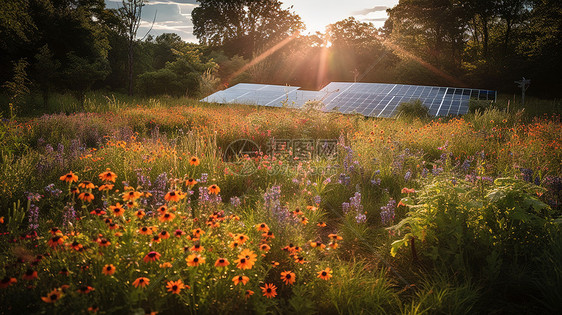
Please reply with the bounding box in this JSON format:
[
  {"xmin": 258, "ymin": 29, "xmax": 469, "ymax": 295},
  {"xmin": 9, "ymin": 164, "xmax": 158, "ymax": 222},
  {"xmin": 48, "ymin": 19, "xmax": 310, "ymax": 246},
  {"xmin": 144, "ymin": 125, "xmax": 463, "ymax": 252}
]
[{"xmin": 201, "ymin": 82, "xmax": 496, "ymax": 118}]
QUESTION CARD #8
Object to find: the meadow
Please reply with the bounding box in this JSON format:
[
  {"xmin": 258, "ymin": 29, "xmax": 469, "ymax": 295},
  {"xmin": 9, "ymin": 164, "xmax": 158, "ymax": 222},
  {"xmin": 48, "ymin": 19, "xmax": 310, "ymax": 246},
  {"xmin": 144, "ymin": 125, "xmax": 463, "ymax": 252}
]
[{"xmin": 0, "ymin": 94, "xmax": 561, "ymax": 314}]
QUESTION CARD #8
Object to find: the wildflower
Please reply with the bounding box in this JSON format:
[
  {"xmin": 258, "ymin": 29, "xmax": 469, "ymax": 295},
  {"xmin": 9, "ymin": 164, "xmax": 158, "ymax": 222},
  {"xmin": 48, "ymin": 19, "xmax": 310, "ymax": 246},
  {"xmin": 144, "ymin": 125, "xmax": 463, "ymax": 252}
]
[
  {"xmin": 159, "ymin": 231, "xmax": 170, "ymax": 239},
  {"xmin": 98, "ymin": 184, "xmax": 114, "ymax": 191},
  {"xmin": 229, "ymin": 241, "xmax": 240, "ymax": 249},
  {"xmin": 102, "ymin": 264, "xmax": 115, "ymax": 275},
  {"xmin": 41, "ymin": 289, "xmax": 63, "ymax": 303},
  {"xmin": 232, "ymin": 275, "xmax": 249, "ymax": 286},
  {"xmin": 317, "ymin": 268, "xmax": 333, "ymax": 280},
  {"xmin": 156, "ymin": 205, "xmax": 168, "ymax": 214},
  {"xmin": 301, "ymin": 217, "xmax": 309, "ymax": 225},
  {"xmin": 139, "ymin": 227, "xmax": 152, "ymax": 235},
  {"xmin": 309, "ymin": 241, "xmax": 326, "ymax": 249},
  {"xmin": 208, "ymin": 184, "xmax": 220, "ymax": 195},
  {"xmin": 280, "ymin": 270, "xmax": 296, "ymax": 285},
  {"xmin": 60, "ymin": 171, "xmax": 78, "ymax": 183},
  {"xmin": 235, "ymin": 257, "xmax": 254, "ymax": 270},
  {"xmin": 317, "ymin": 221, "xmax": 327, "ymax": 227},
  {"xmin": 245, "ymin": 289, "xmax": 254, "ymax": 299},
  {"xmin": 126, "ymin": 200, "xmax": 138, "ymax": 208},
  {"xmin": 192, "ymin": 228, "xmax": 204, "ymax": 238},
  {"xmin": 78, "ymin": 192, "xmax": 94, "ymax": 202},
  {"xmin": 328, "ymin": 241, "xmax": 339, "ymax": 249},
  {"xmin": 135, "ymin": 210, "xmax": 146, "ymax": 219},
  {"xmin": 79, "ymin": 181, "xmax": 95, "ymax": 189},
  {"xmin": 401, "ymin": 188, "xmax": 415, "ymax": 194},
  {"xmin": 214, "ymin": 258, "xmax": 230, "ymax": 267},
  {"xmin": 166, "ymin": 279, "xmax": 187, "ymax": 294},
  {"xmin": 186, "ymin": 178, "xmax": 197, "ymax": 187},
  {"xmin": 262, "ymin": 231, "xmax": 275, "ymax": 239},
  {"xmin": 50, "ymin": 227, "xmax": 62, "ymax": 235},
  {"xmin": 234, "ymin": 233, "xmax": 249, "ymax": 244},
  {"xmin": 164, "ymin": 191, "xmax": 182, "ymax": 202},
  {"xmin": 78, "ymin": 286, "xmax": 95, "ymax": 294},
  {"xmin": 239, "ymin": 249, "xmax": 257, "ymax": 263},
  {"xmin": 190, "ymin": 244, "xmax": 204, "ymax": 252},
  {"xmin": 174, "ymin": 229, "xmax": 185, "ymax": 237},
  {"xmin": 70, "ymin": 187, "xmax": 80, "ymax": 194},
  {"xmin": 256, "ymin": 223, "xmax": 269, "ymax": 232},
  {"xmin": 143, "ymin": 251, "xmax": 161, "ymax": 263},
  {"xmin": 90, "ymin": 208, "xmax": 106, "ymax": 216},
  {"xmin": 160, "ymin": 262, "xmax": 172, "ymax": 268},
  {"xmin": 152, "ymin": 235, "xmax": 161, "ymax": 243},
  {"xmin": 23, "ymin": 269, "xmax": 38, "ymax": 280},
  {"xmin": 109, "ymin": 203, "xmax": 125, "ymax": 217},
  {"xmin": 70, "ymin": 240, "xmax": 83, "ymax": 251},
  {"xmin": 328, "ymin": 234, "xmax": 343, "ymax": 241},
  {"xmin": 123, "ymin": 191, "xmax": 142, "ymax": 201},
  {"xmin": 261, "ymin": 283, "xmax": 277, "ymax": 298},
  {"xmin": 59, "ymin": 268, "xmax": 69, "ymax": 276},
  {"xmin": 0, "ymin": 276, "xmax": 17, "ymax": 288},
  {"xmin": 99, "ymin": 169, "xmax": 117, "ymax": 182},
  {"xmin": 88, "ymin": 305, "xmax": 99, "ymax": 313},
  {"xmin": 97, "ymin": 238, "xmax": 110, "ymax": 247},
  {"xmin": 186, "ymin": 254, "xmax": 205, "ymax": 267},
  {"xmin": 132, "ymin": 277, "xmax": 150, "ymax": 288},
  {"xmin": 271, "ymin": 261, "xmax": 279, "ymax": 267},
  {"xmin": 189, "ymin": 156, "xmax": 200, "ymax": 166},
  {"xmin": 159, "ymin": 212, "xmax": 175, "ymax": 222},
  {"xmin": 259, "ymin": 244, "xmax": 271, "ymax": 252}
]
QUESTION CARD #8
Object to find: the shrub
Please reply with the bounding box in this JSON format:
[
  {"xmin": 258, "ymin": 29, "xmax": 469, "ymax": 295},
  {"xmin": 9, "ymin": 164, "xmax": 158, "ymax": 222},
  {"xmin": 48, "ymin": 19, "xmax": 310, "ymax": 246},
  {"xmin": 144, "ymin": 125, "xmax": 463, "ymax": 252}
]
[{"xmin": 395, "ymin": 99, "xmax": 430, "ymax": 119}]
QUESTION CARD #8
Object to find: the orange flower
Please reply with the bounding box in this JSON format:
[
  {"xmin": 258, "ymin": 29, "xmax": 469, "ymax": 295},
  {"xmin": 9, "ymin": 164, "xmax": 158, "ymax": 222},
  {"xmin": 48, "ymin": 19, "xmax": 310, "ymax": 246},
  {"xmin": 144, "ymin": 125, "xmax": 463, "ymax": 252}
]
[
  {"xmin": 208, "ymin": 184, "xmax": 220, "ymax": 195},
  {"xmin": 99, "ymin": 169, "xmax": 117, "ymax": 182},
  {"xmin": 90, "ymin": 208, "xmax": 106, "ymax": 216},
  {"xmin": 186, "ymin": 178, "xmax": 197, "ymax": 187},
  {"xmin": 47, "ymin": 236, "xmax": 65, "ymax": 248},
  {"xmin": 280, "ymin": 270, "xmax": 296, "ymax": 285},
  {"xmin": 262, "ymin": 231, "xmax": 275, "ymax": 239},
  {"xmin": 132, "ymin": 277, "xmax": 150, "ymax": 288},
  {"xmin": 164, "ymin": 191, "xmax": 183, "ymax": 202},
  {"xmin": 41, "ymin": 289, "xmax": 63, "ymax": 303},
  {"xmin": 189, "ymin": 244, "xmax": 204, "ymax": 252},
  {"xmin": 166, "ymin": 279, "xmax": 187, "ymax": 294},
  {"xmin": 229, "ymin": 241, "xmax": 240, "ymax": 248},
  {"xmin": 50, "ymin": 227, "xmax": 62, "ymax": 235},
  {"xmin": 0, "ymin": 276, "xmax": 17, "ymax": 288},
  {"xmin": 306, "ymin": 205, "xmax": 318, "ymax": 211},
  {"xmin": 109, "ymin": 203, "xmax": 125, "ymax": 217},
  {"xmin": 232, "ymin": 275, "xmax": 249, "ymax": 286},
  {"xmin": 70, "ymin": 187, "xmax": 80, "ymax": 194},
  {"xmin": 126, "ymin": 200, "xmax": 138, "ymax": 208},
  {"xmin": 159, "ymin": 212, "xmax": 176, "ymax": 222},
  {"xmin": 102, "ymin": 264, "xmax": 115, "ymax": 276},
  {"xmin": 189, "ymin": 156, "xmax": 200, "ymax": 166},
  {"xmin": 328, "ymin": 241, "xmax": 338, "ymax": 249},
  {"xmin": 317, "ymin": 267, "xmax": 332, "ymax": 280},
  {"xmin": 70, "ymin": 240, "xmax": 83, "ymax": 251},
  {"xmin": 79, "ymin": 181, "xmax": 95, "ymax": 189},
  {"xmin": 60, "ymin": 171, "xmax": 78, "ymax": 183},
  {"xmin": 214, "ymin": 258, "xmax": 230, "ymax": 267},
  {"xmin": 135, "ymin": 210, "xmax": 146, "ymax": 219},
  {"xmin": 235, "ymin": 257, "xmax": 254, "ymax": 270},
  {"xmin": 259, "ymin": 244, "xmax": 271, "ymax": 252},
  {"xmin": 152, "ymin": 235, "xmax": 161, "ymax": 243},
  {"xmin": 78, "ymin": 192, "xmax": 94, "ymax": 202},
  {"xmin": 186, "ymin": 254, "xmax": 205, "ymax": 267},
  {"xmin": 97, "ymin": 238, "xmax": 111, "ymax": 247},
  {"xmin": 98, "ymin": 184, "xmax": 114, "ymax": 191},
  {"xmin": 78, "ymin": 286, "xmax": 95, "ymax": 294},
  {"xmin": 234, "ymin": 233, "xmax": 249, "ymax": 244},
  {"xmin": 139, "ymin": 227, "xmax": 152, "ymax": 235},
  {"xmin": 328, "ymin": 234, "xmax": 342, "ymax": 241},
  {"xmin": 317, "ymin": 222, "xmax": 327, "ymax": 227},
  {"xmin": 23, "ymin": 269, "xmax": 38, "ymax": 280},
  {"xmin": 256, "ymin": 223, "xmax": 269, "ymax": 232},
  {"xmin": 122, "ymin": 190, "xmax": 142, "ymax": 201},
  {"xmin": 245, "ymin": 289, "xmax": 254, "ymax": 299},
  {"xmin": 160, "ymin": 262, "xmax": 172, "ymax": 268},
  {"xmin": 309, "ymin": 241, "xmax": 326, "ymax": 249},
  {"xmin": 143, "ymin": 251, "xmax": 161, "ymax": 263},
  {"xmin": 301, "ymin": 217, "xmax": 309, "ymax": 225},
  {"xmin": 159, "ymin": 230, "xmax": 170, "ymax": 239},
  {"xmin": 192, "ymin": 228, "xmax": 204, "ymax": 238},
  {"xmin": 260, "ymin": 283, "xmax": 277, "ymax": 298},
  {"xmin": 401, "ymin": 187, "xmax": 415, "ymax": 194},
  {"xmin": 174, "ymin": 229, "xmax": 185, "ymax": 237}
]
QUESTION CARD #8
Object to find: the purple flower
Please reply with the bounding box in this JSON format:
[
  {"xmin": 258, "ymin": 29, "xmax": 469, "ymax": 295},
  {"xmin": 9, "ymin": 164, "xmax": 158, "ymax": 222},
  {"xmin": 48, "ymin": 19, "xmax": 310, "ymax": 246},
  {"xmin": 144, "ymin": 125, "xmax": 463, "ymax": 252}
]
[
  {"xmin": 230, "ymin": 196, "xmax": 241, "ymax": 207},
  {"xmin": 380, "ymin": 199, "xmax": 396, "ymax": 226}
]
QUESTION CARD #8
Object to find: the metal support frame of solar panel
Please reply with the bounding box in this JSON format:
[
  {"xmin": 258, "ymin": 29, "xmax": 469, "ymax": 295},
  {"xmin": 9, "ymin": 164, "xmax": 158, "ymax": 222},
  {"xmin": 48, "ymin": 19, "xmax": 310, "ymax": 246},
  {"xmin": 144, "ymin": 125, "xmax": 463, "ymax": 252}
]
[{"xmin": 319, "ymin": 82, "xmax": 496, "ymax": 118}]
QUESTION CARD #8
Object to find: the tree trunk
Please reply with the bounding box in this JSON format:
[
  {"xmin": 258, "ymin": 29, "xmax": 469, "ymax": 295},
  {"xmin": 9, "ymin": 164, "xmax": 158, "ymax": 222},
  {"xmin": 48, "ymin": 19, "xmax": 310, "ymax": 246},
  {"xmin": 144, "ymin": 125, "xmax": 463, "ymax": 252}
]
[{"xmin": 128, "ymin": 40, "xmax": 134, "ymax": 96}]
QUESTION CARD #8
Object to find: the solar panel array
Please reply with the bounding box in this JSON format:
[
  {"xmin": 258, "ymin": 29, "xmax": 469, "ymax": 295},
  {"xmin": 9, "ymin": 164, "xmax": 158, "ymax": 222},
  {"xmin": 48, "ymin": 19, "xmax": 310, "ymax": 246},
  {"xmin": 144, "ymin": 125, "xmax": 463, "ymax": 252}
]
[{"xmin": 201, "ymin": 82, "xmax": 496, "ymax": 118}]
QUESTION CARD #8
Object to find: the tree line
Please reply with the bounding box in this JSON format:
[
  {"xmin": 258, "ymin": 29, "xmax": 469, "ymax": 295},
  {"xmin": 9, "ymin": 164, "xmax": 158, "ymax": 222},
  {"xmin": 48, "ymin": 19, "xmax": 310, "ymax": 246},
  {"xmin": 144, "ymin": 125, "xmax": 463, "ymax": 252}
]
[{"xmin": 1, "ymin": 0, "xmax": 560, "ymax": 114}]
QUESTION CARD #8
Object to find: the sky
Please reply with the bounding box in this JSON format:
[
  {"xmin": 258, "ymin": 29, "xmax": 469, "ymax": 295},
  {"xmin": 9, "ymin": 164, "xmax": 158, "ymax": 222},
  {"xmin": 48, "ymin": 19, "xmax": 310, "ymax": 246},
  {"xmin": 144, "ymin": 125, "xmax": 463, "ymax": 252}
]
[{"xmin": 105, "ymin": 0, "xmax": 398, "ymax": 43}]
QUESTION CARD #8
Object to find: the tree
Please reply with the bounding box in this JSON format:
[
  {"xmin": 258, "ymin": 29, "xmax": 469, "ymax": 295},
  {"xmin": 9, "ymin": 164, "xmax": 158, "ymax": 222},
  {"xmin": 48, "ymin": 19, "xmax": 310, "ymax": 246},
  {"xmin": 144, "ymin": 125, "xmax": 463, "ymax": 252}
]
[
  {"xmin": 118, "ymin": 0, "xmax": 145, "ymax": 96},
  {"xmin": 33, "ymin": 45, "xmax": 60, "ymax": 108},
  {"xmin": 191, "ymin": 0, "xmax": 304, "ymax": 57}
]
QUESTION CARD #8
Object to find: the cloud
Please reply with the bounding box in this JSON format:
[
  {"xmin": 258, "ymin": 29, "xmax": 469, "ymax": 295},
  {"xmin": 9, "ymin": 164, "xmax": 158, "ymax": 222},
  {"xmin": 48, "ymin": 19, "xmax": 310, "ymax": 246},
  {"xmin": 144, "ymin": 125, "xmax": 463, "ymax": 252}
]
[
  {"xmin": 351, "ymin": 6, "xmax": 388, "ymax": 15},
  {"xmin": 360, "ymin": 17, "xmax": 388, "ymax": 22}
]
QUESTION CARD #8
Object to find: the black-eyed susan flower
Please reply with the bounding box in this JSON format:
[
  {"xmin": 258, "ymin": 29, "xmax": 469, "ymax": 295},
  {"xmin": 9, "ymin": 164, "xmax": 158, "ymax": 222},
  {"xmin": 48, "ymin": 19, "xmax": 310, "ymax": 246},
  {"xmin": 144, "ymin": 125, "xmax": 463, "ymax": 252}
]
[
  {"xmin": 186, "ymin": 254, "xmax": 205, "ymax": 267},
  {"xmin": 98, "ymin": 184, "xmax": 114, "ymax": 191},
  {"xmin": 79, "ymin": 181, "xmax": 95, "ymax": 189},
  {"xmin": 108, "ymin": 222, "xmax": 119, "ymax": 230},
  {"xmin": 256, "ymin": 223, "xmax": 269, "ymax": 232},
  {"xmin": 262, "ymin": 231, "xmax": 275, "ymax": 239},
  {"xmin": 232, "ymin": 275, "xmax": 249, "ymax": 286},
  {"xmin": 189, "ymin": 244, "xmax": 204, "ymax": 252},
  {"xmin": 99, "ymin": 169, "xmax": 117, "ymax": 182},
  {"xmin": 23, "ymin": 269, "xmax": 37, "ymax": 281},
  {"xmin": 271, "ymin": 261, "xmax": 280, "ymax": 267},
  {"xmin": 159, "ymin": 212, "xmax": 175, "ymax": 222},
  {"xmin": 138, "ymin": 227, "xmax": 152, "ymax": 235},
  {"xmin": 309, "ymin": 241, "xmax": 326, "ymax": 249},
  {"xmin": 317, "ymin": 267, "xmax": 332, "ymax": 280},
  {"xmin": 259, "ymin": 244, "xmax": 271, "ymax": 252},
  {"xmin": 0, "ymin": 276, "xmax": 17, "ymax": 288},
  {"xmin": 280, "ymin": 270, "xmax": 296, "ymax": 285},
  {"xmin": 152, "ymin": 235, "xmax": 161, "ymax": 243},
  {"xmin": 125, "ymin": 200, "xmax": 138, "ymax": 208},
  {"xmin": 328, "ymin": 233, "xmax": 342, "ymax": 240},
  {"xmin": 50, "ymin": 227, "xmax": 62, "ymax": 235},
  {"xmin": 41, "ymin": 289, "xmax": 62, "ymax": 303},
  {"xmin": 132, "ymin": 277, "xmax": 150, "ymax": 288},
  {"xmin": 235, "ymin": 257, "xmax": 254, "ymax": 270},
  {"xmin": 174, "ymin": 229, "xmax": 185, "ymax": 237},
  {"xmin": 88, "ymin": 305, "xmax": 99, "ymax": 313},
  {"xmin": 186, "ymin": 178, "xmax": 197, "ymax": 187},
  {"xmin": 329, "ymin": 241, "xmax": 339, "ymax": 249},
  {"xmin": 208, "ymin": 184, "xmax": 220, "ymax": 195},
  {"xmin": 317, "ymin": 222, "xmax": 327, "ymax": 227},
  {"xmin": 78, "ymin": 192, "xmax": 94, "ymax": 202},
  {"xmin": 234, "ymin": 233, "xmax": 249, "ymax": 244},
  {"xmin": 90, "ymin": 208, "xmax": 106, "ymax": 216},
  {"xmin": 143, "ymin": 251, "xmax": 161, "ymax": 263},
  {"xmin": 97, "ymin": 238, "xmax": 111, "ymax": 247},
  {"xmin": 214, "ymin": 258, "xmax": 229, "ymax": 267},
  {"xmin": 156, "ymin": 205, "xmax": 168, "ymax": 214},
  {"xmin": 47, "ymin": 235, "xmax": 65, "ymax": 248},
  {"xmin": 301, "ymin": 217, "xmax": 309, "ymax": 225},
  {"xmin": 164, "ymin": 191, "xmax": 182, "ymax": 202},
  {"xmin": 78, "ymin": 286, "xmax": 95, "ymax": 294},
  {"xmin": 102, "ymin": 264, "xmax": 115, "ymax": 275},
  {"xmin": 260, "ymin": 283, "xmax": 277, "ymax": 298},
  {"xmin": 192, "ymin": 228, "xmax": 204, "ymax": 238},
  {"xmin": 159, "ymin": 230, "xmax": 170, "ymax": 239},
  {"xmin": 122, "ymin": 190, "xmax": 142, "ymax": 201},
  {"xmin": 109, "ymin": 203, "xmax": 125, "ymax": 217},
  {"xmin": 60, "ymin": 171, "xmax": 78, "ymax": 183},
  {"xmin": 189, "ymin": 156, "xmax": 200, "ymax": 166},
  {"xmin": 70, "ymin": 187, "xmax": 80, "ymax": 194},
  {"xmin": 159, "ymin": 262, "xmax": 172, "ymax": 268},
  {"xmin": 229, "ymin": 241, "xmax": 240, "ymax": 249},
  {"xmin": 166, "ymin": 279, "xmax": 187, "ymax": 294},
  {"xmin": 135, "ymin": 210, "xmax": 145, "ymax": 219},
  {"xmin": 245, "ymin": 289, "xmax": 254, "ymax": 299}
]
